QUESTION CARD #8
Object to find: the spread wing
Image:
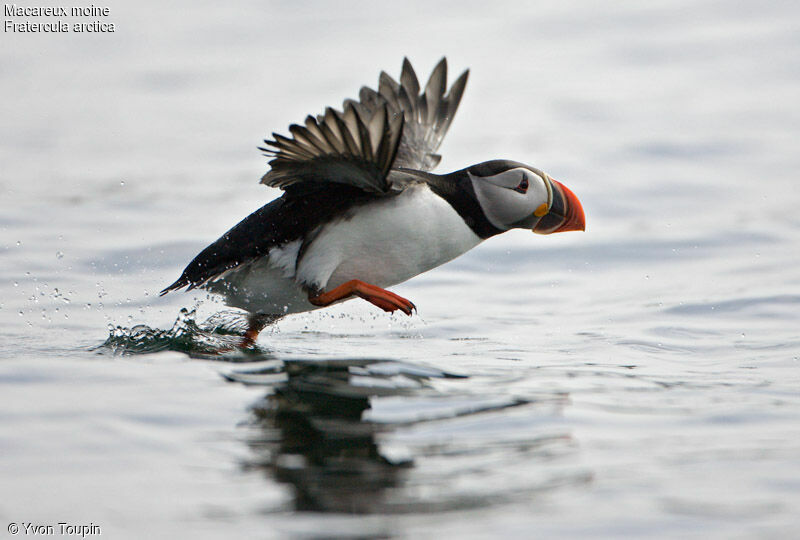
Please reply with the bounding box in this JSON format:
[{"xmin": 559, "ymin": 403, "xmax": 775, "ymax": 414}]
[
  {"xmin": 353, "ymin": 57, "xmax": 469, "ymax": 171},
  {"xmin": 260, "ymin": 103, "xmax": 404, "ymax": 194},
  {"xmin": 259, "ymin": 57, "xmax": 469, "ymax": 193}
]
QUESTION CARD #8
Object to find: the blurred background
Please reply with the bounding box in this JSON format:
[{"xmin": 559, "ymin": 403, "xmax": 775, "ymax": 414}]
[{"xmin": 2, "ymin": 1, "xmax": 799, "ymax": 538}]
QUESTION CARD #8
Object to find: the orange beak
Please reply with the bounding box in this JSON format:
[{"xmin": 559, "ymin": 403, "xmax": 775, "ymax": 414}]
[{"xmin": 533, "ymin": 179, "xmax": 586, "ymax": 234}]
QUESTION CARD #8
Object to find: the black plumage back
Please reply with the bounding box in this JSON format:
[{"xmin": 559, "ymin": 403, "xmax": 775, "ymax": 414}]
[{"xmin": 160, "ymin": 185, "xmax": 378, "ymax": 295}]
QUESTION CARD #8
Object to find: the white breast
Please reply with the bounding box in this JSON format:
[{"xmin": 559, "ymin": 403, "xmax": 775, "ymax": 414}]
[{"xmin": 297, "ymin": 184, "xmax": 482, "ymax": 290}]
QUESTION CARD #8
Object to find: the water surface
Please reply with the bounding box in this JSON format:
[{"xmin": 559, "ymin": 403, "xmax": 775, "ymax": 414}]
[{"xmin": 2, "ymin": 1, "xmax": 800, "ymax": 538}]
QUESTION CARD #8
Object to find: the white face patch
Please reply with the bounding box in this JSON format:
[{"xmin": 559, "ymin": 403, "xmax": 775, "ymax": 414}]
[{"xmin": 469, "ymin": 167, "xmax": 551, "ymax": 230}]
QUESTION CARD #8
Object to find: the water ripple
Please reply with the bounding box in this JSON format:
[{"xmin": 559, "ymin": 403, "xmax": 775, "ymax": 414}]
[
  {"xmin": 233, "ymin": 358, "xmax": 586, "ymax": 514},
  {"xmin": 664, "ymin": 294, "xmax": 800, "ymax": 318}
]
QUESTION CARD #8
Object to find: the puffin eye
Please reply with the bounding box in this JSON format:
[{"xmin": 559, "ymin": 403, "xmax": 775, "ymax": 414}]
[{"xmin": 514, "ymin": 175, "xmax": 529, "ymax": 194}]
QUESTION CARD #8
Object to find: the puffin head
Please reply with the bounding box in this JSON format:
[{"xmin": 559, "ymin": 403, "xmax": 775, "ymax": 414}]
[{"xmin": 466, "ymin": 160, "xmax": 585, "ymax": 234}]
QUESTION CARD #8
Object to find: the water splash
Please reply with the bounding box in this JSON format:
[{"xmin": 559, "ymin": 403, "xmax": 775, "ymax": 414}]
[{"xmin": 99, "ymin": 308, "xmax": 268, "ymax": 358}]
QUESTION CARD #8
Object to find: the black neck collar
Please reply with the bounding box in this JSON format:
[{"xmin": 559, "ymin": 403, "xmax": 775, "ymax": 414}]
[{"xmin": 422, "ymin": 169, "xmax": 505, "ymax": 240}]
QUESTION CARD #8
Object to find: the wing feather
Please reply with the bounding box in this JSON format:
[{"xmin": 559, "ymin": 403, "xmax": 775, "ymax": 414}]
[{"xmin": 259, "ymin": 57, "xmax": 468, "ymax": 194}]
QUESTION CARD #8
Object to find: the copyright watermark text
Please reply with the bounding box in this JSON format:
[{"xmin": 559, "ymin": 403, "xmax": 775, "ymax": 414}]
[{"xmin": 7, "ymin": 522, "xmax": 101, "ymax": 537}]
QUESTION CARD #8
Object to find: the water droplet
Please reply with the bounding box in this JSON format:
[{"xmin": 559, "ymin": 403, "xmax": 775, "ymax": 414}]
[
  {"xmin": 18, "ymin": 310, "xmax": 24, "ymax": 316},
  {"xmin": 56, "ymin": 251, "xmax": 64, "ymax": 259},
  {"xmin": 120, "ymin": 180, "xmax": 125, "ymax": 186},
  {"xmin": 16, "ymin": 240, "xmax": 22, "ymax": 246}
]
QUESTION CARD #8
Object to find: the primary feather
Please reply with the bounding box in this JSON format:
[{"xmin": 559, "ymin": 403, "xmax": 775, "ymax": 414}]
[{"xmin": 258, "ymin": 57, "xmax": 468, "ymax": 192}]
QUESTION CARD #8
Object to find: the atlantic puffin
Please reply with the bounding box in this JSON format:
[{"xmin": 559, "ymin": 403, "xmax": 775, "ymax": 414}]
[{"xmin": 161, "ymin": 58, "xmax": 585, "ymax": 346}]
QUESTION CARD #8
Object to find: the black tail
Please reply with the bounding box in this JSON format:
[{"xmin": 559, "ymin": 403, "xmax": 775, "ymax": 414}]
[{"xmin": 159, "ymin": 277, "xmax": 189, "ymax": 296}]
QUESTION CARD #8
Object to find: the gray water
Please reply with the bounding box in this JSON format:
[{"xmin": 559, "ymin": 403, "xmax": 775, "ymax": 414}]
[{"xmin": 2, "ymin": 1, "xmax": 800, "ymax": 538}]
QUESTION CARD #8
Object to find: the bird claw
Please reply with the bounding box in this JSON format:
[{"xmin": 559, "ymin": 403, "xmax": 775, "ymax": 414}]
[{"xmin": 368, "ymin": 293, "xmax": 415, "ymax": 316}]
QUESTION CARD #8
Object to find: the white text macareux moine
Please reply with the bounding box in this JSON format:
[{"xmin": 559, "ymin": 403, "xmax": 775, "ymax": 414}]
[{"xmin": 4, "ymin": 4, "xmax": 115, "ymax": 32}]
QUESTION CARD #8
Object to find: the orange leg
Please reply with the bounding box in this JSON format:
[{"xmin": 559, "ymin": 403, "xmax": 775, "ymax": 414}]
[
  {"xmin": 308, "ymin": 280, "xmax": 416, "ymax": 316},
  {"xmin": 240, "ymin": 325, "xmax": 261, "ymax": 348},
  {"xmin": 239, "ymin": 314, "xmax": 279, "ymax": 348}
]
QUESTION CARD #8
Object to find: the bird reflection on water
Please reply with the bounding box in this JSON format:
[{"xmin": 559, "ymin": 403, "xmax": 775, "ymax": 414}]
[
  {"xmin": 236, "ymin": 359, "xmax": 457, "ymax": 513},
  {"xmin": 100, "ymin": 311, "xmax": 589, "ymax": 514},
  {"xmin": 230, "ymin": 358, "xmax": 587, "ymax": 514}
]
